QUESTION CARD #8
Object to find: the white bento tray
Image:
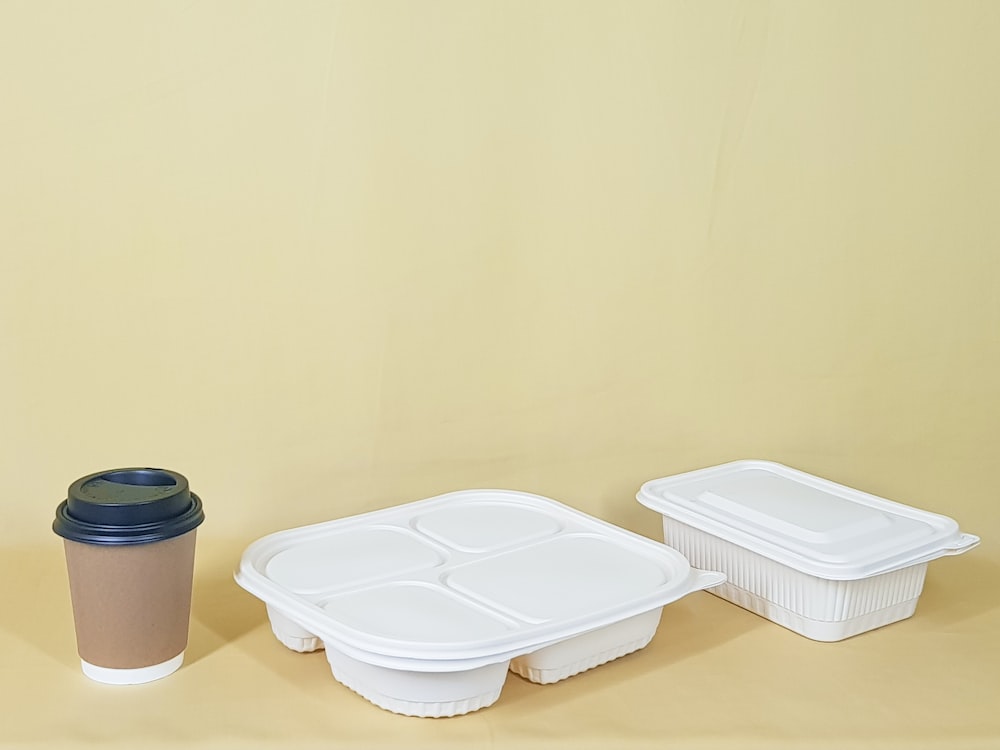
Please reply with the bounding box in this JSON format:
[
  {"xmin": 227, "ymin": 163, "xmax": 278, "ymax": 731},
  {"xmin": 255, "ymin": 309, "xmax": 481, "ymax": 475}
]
[
  {"xmin": 637, "ymin": 460, "xmax": 979, "ymax": 642},
  {"xmin": 235, "ymin": 489, "xmax": 725, "ymax": 717}
]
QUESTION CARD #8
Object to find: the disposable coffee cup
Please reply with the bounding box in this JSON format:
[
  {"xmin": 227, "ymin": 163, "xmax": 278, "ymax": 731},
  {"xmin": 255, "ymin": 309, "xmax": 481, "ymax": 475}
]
[{"xmin": 53, "ymin": 468, "xmax": 205, "ymax": 685}]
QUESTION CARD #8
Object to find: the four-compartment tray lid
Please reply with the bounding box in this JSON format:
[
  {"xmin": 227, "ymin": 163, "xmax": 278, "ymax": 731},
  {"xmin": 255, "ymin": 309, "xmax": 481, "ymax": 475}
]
[
  {"xmin": 235, "ymin": 490, "xmax": 725, "ymax": 667},
  {"xmin": 637, "ymin": 460, "xmax": 979, "ymax": 580}
]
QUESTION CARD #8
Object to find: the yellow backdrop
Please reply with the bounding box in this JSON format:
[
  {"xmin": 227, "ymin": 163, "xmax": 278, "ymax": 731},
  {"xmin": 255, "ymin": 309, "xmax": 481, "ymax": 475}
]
[{"xmin": 1, "ymin": 2, "xmax": 997, "ymax": 748}]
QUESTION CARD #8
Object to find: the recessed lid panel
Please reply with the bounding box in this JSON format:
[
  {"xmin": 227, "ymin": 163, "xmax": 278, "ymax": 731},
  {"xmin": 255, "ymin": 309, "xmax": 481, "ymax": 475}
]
[
  {"xmin": 637, "ymin": 460, "xmax": 979, "ymax": 580},
  {"xmin": 322, "ymin": 583, "xmax": 516, "ymax": 644},
  {"xmin": 413, "ymin": 501, "xmax": 562, "ymax": 552},
  {"xmin": 265, "ymin": 527, "xmax": 445, "ymax": 594},
  {"xmin": 445, "ymin": 535, "xmax": 673, "ymax": 623}
]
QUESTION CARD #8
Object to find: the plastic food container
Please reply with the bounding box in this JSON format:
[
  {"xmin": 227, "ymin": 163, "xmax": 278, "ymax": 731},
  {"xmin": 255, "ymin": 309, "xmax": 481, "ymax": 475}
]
[
  {"xmin": 637, "ymin": 460, "xmax": 979, "ymax": 642},
  {"xmin": 235, "ymin": 489, "xmax": 725, "ymax": 717}
]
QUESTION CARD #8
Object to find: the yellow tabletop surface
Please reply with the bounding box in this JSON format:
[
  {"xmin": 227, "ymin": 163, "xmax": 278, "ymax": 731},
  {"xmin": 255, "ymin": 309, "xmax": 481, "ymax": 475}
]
[{"xmin": 4, "ymin": 502, "xmax": 997, "ymax": 750}]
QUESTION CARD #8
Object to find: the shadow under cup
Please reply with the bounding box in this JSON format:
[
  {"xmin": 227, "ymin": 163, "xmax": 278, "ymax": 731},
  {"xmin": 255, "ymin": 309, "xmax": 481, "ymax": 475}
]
[{"xmin": 53, "ymin": 468, "xmax": 205, "ymax": 685}]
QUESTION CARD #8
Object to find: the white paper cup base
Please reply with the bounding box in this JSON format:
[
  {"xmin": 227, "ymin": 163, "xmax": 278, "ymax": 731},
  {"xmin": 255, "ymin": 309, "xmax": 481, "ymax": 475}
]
[{"xmin": 81, "ymin": 651, "xmax": 185, "ymax": 685}]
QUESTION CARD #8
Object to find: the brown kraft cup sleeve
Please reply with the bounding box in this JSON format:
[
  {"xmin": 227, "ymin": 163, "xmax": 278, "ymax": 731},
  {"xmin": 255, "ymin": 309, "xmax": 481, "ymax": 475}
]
[{"xmin": 63, "ymin": 530, "xmax": 197, "ymax": 669}]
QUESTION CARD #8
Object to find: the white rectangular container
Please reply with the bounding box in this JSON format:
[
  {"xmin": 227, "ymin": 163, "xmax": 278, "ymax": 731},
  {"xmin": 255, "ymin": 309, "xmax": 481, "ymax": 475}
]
[
  {"xmin": 637, "ymin": 460, "xmax": 979, "ymax": 642},
  {"xmin": 235, "ymin": 490, "xmax": 725, "ymax": 717}
]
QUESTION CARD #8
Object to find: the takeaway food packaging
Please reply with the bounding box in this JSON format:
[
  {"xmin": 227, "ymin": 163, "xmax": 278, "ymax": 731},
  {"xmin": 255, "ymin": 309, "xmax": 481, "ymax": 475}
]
[
  {"xmin": 235, "ymin": 489, "xmax": 725, "ymax": 717},
  {"xmin": 53, "ymin": 468, "xmax": 205, "ymax": 684},
  {"xmin": 636, "ymin": 460, "xmax": 979, "ymax": 642}
]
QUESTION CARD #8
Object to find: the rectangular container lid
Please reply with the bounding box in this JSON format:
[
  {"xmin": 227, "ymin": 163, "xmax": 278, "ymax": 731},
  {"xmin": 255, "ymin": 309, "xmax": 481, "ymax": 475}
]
[
  {"xmin": 236, "ymin": 490, "xmax": 725, "ymax": 671},
  {"xmin": 637, "ymin": 460, "xmax": 979, "ymax": 580}
]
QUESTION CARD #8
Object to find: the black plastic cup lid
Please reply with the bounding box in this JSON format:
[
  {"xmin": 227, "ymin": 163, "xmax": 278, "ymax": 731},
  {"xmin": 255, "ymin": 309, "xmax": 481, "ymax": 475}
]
[{"xmin": 53, "ymin": 468, "xmax": 205, "ymax": 546}]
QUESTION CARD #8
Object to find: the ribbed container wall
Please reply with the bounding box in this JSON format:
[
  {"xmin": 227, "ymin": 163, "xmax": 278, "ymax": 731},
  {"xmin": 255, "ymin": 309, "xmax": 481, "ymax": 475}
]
[{"xmin": 661, "ymin": 518, "xmax": 927, "ymax": 638}]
